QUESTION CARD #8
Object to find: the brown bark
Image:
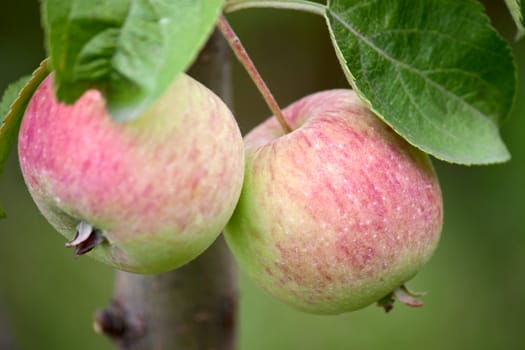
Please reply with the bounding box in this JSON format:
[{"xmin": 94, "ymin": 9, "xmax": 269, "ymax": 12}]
[{"xmin": 94, "ymin": 29, "xmax": 237, "ymax": 350}]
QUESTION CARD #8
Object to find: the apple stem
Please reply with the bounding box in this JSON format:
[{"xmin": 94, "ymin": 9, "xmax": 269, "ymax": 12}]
[{"xmin": 217, "ymin": 15, "xmax": 292, "ymax": 134}]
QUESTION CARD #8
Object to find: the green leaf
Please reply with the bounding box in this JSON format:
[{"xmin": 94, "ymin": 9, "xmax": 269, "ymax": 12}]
[
  {"xmin": 0, "ymin": 59, "xmax": 50, "ymax": 219},
  {"xmin": 0, "ymin": 79, "xmax": 31, "ymax": 127},
  {"xmin": 326, "ymin": 0, "xmax": 516, "ymax": 165},
  {"xmin": 42, "ymin": 0, "xmax": 224, "ymax": 122},
  {"xmin": 505, "ymin": 0, "xmax": 525, "ymax": 40}
]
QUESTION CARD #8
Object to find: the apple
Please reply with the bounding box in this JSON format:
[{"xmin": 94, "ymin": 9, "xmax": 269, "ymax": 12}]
[
  {"xmin": 18, "ymin": 73, "xmax": 244, "ymax": 274},
  {"xmin": 224, "ymin": 89, "xmax": 443, "ymax": 314}
]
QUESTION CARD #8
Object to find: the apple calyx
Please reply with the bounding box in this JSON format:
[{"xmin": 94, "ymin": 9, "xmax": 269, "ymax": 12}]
[
  {"xmin": 377, "ymin": 284, "xmax": 426, "ymax": 313},
  {"xmin": 66, "ymin": 221, "xmax": 107, "ymax": 256}
]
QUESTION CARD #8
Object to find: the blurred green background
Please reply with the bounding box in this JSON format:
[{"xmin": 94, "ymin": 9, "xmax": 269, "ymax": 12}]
[{"xmin": 1, "ymin": 1, "xmax": 524, "ymax": 349}]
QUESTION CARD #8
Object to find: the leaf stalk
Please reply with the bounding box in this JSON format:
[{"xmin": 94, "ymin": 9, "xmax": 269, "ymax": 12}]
[{"xmin": 224, "ymin": 0, "xmax": 326, "ymax": 17}]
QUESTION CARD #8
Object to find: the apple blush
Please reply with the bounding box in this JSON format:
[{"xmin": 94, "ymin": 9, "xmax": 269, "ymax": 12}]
[
  {"xmin": 225, "ymin": 89, "xmax": 443, "ymax": 314},
  {"xmin": 18, "ymin": 73, "xmax": 245, "ymax": 274}
]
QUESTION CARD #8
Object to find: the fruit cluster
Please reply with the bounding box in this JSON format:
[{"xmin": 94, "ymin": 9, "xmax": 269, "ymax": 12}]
[{"xmin": 18, "ymin": 73, "xmax": 442, "ymax": 313}]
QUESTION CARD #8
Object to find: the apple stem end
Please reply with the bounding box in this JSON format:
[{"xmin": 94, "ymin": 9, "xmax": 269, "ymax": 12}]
[
  {"xmin": 377, "ymin": 284, "xmax": 426, "ymax": 313},
  {"xmin": 66, "ymin": 221, "xmax": 107, "ymax": 256}
]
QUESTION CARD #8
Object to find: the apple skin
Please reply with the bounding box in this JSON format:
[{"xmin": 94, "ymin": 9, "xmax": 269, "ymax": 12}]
[
  {"xmin": 224, "ymin": 90, "xmax": 443, "ymax": 314},
  {"xmin": 18, "ymin": 73, "xmax": 244, "ymax": 274}
]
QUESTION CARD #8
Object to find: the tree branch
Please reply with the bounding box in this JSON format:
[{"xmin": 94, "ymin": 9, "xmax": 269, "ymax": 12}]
[{"xmin": 94, "ymin": 29, "xmax": 237, "ymax": 350}]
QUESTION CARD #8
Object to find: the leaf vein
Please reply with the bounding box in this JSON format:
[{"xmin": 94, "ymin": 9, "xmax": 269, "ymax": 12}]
[
  {"xmin": 395, "ymin": 66, "xmax": 459, "ymax": 141},
  {"xmin": 328, "ymin": 9, "xmax": 497, "ymax": 128},
  {"xmin": 366, "ymin": 28, "xmax": 501, "ymax": 57}
]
